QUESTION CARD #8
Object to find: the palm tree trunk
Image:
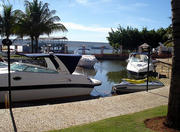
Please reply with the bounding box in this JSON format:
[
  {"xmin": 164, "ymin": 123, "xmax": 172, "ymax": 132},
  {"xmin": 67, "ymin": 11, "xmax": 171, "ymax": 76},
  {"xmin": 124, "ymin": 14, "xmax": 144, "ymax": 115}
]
[
  {"xmin": 35, "ymin": 36, "xmax": 39, "ymax": 53},
  {"xmin": 31, "ymin": 36, "xmax": 34, "ymax": 53},
  {"xmin": 166, "ymin": 0, "xmax": 180, "ymax": 129}
]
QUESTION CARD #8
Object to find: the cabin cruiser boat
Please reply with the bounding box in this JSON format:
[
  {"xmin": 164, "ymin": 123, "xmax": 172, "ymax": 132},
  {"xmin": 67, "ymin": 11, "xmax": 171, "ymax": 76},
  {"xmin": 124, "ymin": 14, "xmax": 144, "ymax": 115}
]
[
  {"xmin": 112, "ymin": 78, "xmax": 164, "ymax": 94},
  {"xmin": 126, "ymin": 52, "xmax": 154, "ymax": 76},
  {"xmin": 74, "ymin": 48, "xmax": 98, "ymax": 68},
  {"xmin": 0, "ymin": 53, "xmax": 101, "ymax": 103}
]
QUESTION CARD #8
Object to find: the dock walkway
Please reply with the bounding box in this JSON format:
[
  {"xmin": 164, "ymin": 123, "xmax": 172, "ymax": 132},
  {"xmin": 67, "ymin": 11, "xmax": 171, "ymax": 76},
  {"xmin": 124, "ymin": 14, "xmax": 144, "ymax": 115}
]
[
  {"xmin": 0, "ymin": 86, "xmax": 169, "ymax": 132},
  {"xmin": 155, "ymin": 58, "xmax": 172, "ymax": 79}
]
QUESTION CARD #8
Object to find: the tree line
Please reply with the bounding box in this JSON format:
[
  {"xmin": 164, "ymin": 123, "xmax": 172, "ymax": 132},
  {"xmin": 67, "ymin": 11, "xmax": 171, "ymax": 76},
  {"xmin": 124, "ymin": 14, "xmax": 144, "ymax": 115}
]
[
  {"xmin": 107, "ymin": 25, "xmax": 172, "ymax": 52},
  {"xmin": 0, "ymin": 0, "xmax": 67, "ymax": 53}
]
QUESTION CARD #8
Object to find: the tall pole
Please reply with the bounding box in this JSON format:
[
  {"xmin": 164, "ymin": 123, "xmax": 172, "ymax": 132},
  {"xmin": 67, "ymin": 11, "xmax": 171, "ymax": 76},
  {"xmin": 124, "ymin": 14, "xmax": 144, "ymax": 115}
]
[
  {"xmin": 7, "ymin": 43, "xmax": 12, "ymax": 108},
  {"xmin": 146, "ymin": 47, "xmax": 150, "ymax": 92},
  {"xmin": 2, "ymin": 39, "xmax": 17, "ymax": 132},
  {"xmin": 2, "ymin": 39, "xmax": 12, "ymax": 107}
]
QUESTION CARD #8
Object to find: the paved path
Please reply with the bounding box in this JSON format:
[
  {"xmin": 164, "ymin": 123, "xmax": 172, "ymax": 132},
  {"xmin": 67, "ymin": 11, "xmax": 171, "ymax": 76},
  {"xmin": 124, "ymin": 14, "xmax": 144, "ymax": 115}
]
[{"xmin": 0, "ymin": 86, "xmax": 169, "ymax": 132}]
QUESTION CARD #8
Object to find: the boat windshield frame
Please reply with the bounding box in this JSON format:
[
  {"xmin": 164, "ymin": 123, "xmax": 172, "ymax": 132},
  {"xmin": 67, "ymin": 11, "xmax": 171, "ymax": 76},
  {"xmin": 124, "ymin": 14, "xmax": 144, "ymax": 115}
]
[
  {"xmin": 130, "ymin": 54, "xmax": 149, "ymax": 63},
  {"xmin": 10, "ymin": 62, "xmax": 58, "ymax": 74},
  {"xmin": 0, "ymin": 62, "xmax": 8, "ymax": 66}
]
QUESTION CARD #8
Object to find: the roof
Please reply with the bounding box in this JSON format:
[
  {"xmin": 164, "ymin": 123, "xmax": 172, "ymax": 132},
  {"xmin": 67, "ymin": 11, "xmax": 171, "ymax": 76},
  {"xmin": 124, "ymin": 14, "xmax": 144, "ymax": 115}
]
[{"xmin": 139, "ymin": 43, "xmax": 150, "ymax": 48}]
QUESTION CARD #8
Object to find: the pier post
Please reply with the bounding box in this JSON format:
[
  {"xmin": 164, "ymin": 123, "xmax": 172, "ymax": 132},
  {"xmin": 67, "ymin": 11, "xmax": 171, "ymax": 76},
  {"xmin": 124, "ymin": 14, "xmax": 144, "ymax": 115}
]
[
  {"xmin": 82, "ymin": 45, "xmax": 85, "ymax": 54},
  {"xmin": 146, "ymin": 46, "xmax": 151, "ymax": 92},
  {"xmin": 101, "ymin": 46, "xmax": 105, "ymax": 55},
  {"xmin": 158, "ymin": 45, "xmax": 162, "ymax": 56},
  {"xmin": 120, "ymin": 45, "xmax": 123, "ymax": 54},
  {"xmin": 64, "ymin": 45, "xmax": 68, "ymax": 54}
]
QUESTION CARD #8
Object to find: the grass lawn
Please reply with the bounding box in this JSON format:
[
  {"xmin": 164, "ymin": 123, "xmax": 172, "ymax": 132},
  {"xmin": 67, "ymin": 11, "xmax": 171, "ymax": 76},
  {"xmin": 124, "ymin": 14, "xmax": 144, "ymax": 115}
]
[{"xmin": 50, "ymin": 105, "xmax": 167, "ymax": 132}]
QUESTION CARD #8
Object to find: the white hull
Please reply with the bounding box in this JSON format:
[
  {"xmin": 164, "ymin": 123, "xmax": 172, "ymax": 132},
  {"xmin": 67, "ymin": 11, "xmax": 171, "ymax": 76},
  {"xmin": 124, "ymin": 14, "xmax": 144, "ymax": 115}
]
[
  {"xmin": 0, "ymin": 87, "xmax": 93, "ymax": 102},
  {"xmin": 0, "ymin": 71, "xmax": 101, "ymax": 103},
  {"xmin": 127, "ymin": 62, "xmax": 154, "ymax": 73}
]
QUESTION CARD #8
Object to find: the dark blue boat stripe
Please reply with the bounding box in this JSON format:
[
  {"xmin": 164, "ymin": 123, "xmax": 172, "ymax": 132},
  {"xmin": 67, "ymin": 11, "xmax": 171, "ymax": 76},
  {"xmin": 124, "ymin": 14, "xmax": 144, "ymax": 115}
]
[{"xmin": 0, "ymin": 83, "xmax": 99, "ymax": 91}]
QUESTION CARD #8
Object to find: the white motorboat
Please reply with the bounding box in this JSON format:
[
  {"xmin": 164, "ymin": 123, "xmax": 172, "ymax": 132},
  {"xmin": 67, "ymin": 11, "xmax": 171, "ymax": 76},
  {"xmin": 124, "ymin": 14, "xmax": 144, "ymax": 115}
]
[
  {"xmin": 74, "ymin": 48, "xmax": 98, "ymax": 68},
  {"xmin": 112, "ymin": 78, "xmax": 164, "ymax": 94},
  {"xmin": 126, "ymin": 52, "xmax": 154, "ymax": 75},
  {"xmin": 0, "ymin": 53, "xmax": 101, "ymax": 103},
  {"xmin": 78, "ymin": 55, "xmax": 97, "ymax": 68}
]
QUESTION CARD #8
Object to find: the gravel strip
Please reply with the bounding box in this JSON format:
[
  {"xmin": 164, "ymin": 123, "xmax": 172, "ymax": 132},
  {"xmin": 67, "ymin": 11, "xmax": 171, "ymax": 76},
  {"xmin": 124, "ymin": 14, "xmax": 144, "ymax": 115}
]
[{"xmin": 0, "ymin": 86, "xmax": 169, "ymax": 132}]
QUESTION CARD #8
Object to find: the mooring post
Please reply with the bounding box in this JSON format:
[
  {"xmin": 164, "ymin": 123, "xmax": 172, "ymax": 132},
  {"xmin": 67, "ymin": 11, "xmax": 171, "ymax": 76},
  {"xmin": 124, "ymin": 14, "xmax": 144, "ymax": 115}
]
[{"xmin": 146, "ymin": 46, "xmax": 151, "ymax": 92}]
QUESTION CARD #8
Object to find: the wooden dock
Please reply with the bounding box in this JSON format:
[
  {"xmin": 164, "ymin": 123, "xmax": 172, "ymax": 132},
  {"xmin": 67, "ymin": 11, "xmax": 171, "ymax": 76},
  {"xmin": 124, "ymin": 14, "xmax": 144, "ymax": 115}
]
[{"xmin": 155, "ymin": 58, "xmax": 172, "ymax": 79}]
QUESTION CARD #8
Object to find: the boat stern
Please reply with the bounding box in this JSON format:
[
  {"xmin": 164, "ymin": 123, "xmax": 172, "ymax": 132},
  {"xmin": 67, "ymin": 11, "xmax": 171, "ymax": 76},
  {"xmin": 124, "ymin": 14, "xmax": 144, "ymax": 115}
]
[{"xmin": 89, "ymin": 78, "xmax": 102, "ymax": 86}]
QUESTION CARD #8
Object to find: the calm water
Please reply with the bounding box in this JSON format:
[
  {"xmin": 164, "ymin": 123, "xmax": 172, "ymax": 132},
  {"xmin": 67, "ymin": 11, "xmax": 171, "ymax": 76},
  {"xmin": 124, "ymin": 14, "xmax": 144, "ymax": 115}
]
[{"xmin": 74, "ymin": 60, "xmax": 128, "ymax": 97}]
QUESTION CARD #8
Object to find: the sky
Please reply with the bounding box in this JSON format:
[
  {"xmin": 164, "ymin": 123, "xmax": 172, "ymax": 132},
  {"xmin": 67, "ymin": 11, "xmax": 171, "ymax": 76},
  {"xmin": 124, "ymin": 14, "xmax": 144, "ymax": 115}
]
[{"xmin": 1, "ymin": 0, "xmax": 171, "ymax": 42}]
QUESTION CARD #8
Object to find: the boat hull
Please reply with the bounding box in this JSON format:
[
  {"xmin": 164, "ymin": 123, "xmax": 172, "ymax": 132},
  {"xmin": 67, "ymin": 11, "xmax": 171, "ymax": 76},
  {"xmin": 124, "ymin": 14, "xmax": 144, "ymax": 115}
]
[
  {"xmin": 113, "ymin": 81, "xmax": 164, "ymax": 94},
  {"xmin": 127, "ymin": 70, "xmax": 154, "ymax": 77},
  {"xmin": 126, "ymin": 63, "xmax": 154, "ymax": 74},
  {"xmin": 0, "ymin": 86, "xmax": 94, "ymax": 103}
]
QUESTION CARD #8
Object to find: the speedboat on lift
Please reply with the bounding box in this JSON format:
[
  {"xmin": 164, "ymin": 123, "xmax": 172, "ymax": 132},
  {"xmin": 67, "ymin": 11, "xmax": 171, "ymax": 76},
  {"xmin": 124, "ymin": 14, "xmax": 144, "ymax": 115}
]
[
  {"xmin": 126, "ymin": 52, "xmax": 154, "ymax": 76},
  {"xmin": 0, "ymin": 53, "xmax": 101, "ymax": 102},
  {"xmin": 112, "ymin": 78, "xmax": 164, "ymax": 94}
]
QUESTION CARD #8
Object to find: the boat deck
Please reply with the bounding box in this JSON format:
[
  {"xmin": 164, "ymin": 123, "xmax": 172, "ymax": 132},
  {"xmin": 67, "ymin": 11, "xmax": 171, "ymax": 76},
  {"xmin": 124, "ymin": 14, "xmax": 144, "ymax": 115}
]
[{"xmin": 155, "ymin": 58, "xmax": 172, "ymax": 79}]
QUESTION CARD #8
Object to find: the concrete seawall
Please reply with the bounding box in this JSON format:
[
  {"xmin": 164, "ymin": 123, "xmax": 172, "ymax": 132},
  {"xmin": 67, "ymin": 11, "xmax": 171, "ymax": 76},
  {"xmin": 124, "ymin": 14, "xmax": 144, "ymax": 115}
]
[{"xmin": 0, "ymin": 86, "xmax": 169, "ymax": 132}]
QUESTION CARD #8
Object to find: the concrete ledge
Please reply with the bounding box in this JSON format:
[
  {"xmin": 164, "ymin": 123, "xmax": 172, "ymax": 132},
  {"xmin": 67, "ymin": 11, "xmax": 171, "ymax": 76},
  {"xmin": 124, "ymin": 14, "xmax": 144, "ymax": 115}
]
[{"xmin": 0, "ymin": 86, "xmax": 169, "ymax": 132}]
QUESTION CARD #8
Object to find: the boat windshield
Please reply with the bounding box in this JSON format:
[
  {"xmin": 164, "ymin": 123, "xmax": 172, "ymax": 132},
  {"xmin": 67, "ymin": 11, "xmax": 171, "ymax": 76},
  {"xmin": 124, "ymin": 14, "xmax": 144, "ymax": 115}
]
[
  {"xmin": 131, "ymin": 54, "xmax": 148, "ymax": 62},
  {"xmin": 0, "ymin": 62, "xmax": 8, "ymax": 66},
  {"xmin": 11, "ymin": 63, "xmax": 58, "ymax": 73}
]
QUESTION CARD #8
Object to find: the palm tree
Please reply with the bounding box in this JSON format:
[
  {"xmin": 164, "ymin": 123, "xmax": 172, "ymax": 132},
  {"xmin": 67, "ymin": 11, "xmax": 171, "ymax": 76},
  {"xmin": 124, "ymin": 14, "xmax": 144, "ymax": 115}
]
[
  {"xmin": 0, "ymin": 5, "xmax": 20, "ymax": 39},
  {"xmin": 165, "ymin": 0, "xmax": 180, "ymax": 129},
  {"xmin": 15, "ymin": 6, "xmax": 36, "ymax": 53},
  {"xmin": 23, "ymin": 0, "xmax": 67, "ymax": 53}
]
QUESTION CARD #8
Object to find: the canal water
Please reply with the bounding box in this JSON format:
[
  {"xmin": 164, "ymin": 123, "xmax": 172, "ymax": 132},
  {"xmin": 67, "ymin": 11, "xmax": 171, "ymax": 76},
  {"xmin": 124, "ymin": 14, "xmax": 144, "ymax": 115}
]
[{"xmin": 74, "ymin": 60, "xmax": 128, "ymax": 97}]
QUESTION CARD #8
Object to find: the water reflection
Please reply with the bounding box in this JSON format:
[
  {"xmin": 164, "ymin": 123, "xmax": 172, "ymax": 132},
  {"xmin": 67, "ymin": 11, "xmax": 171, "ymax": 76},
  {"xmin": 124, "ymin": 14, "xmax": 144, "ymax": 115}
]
[
  {"xmin": 106, "ymin": 70, "xmax": 128, "ymax": 83},
  {"xmin": 75, "ymin": 67, "xmax": 97, "ymax": 77},
  {"xmin": 74, "ymin": 60, "xmax": 128, "ymax": 97}
]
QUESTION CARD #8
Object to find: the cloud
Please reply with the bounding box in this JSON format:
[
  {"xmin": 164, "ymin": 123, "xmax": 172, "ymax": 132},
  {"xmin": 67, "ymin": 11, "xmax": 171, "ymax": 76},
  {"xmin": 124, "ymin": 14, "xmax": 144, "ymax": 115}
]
[
  {"xmin": 75, "ymin": 0, "xmax": 112, "ymax": 6},
  {"xmin": 132, "ymin": 3, "xmax": 148, "ymax": 7},
  {"xmin": 75, "ymin": 0, "xmax": 89, "ymax": 5},
  {"xmin": 116, "ymin": 2, "xmax": 148, "ymax": 12},
  {"xmin": 100, "ymin": 0, "xmax": 112, "ymax": 3},
  {"xmin": 62, "ymin": 22, "xmax": 111, "ymax": 33},
  {"xmin": 138, "ymin": 17, "xmax": 157, "ymax": 23}
]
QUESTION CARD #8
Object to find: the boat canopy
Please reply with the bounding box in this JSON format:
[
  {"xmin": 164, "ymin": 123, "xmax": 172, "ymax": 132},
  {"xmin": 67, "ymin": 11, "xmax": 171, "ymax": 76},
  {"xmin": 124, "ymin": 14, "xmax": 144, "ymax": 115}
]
[{"xmin": 18, "ymin": 53, "xmax": 82, "ymax": 74}]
